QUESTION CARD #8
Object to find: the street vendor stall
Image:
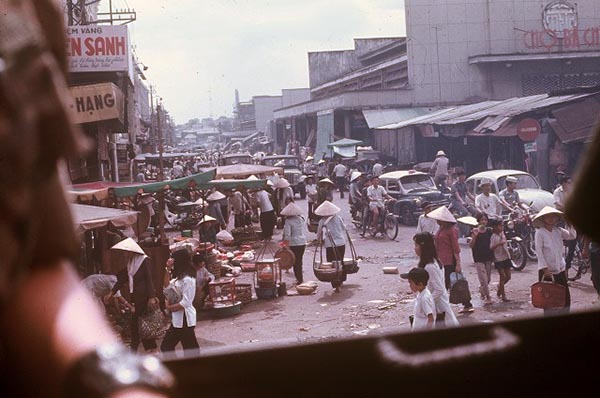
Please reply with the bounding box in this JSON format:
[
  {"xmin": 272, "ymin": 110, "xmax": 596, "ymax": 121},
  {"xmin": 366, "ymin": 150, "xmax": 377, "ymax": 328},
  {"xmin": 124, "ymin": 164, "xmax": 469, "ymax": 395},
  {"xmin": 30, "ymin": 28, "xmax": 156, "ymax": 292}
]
[
  {"xmin": 215, "ymin": 164, "xmax": 284, "ymax": 179},
  {"xmin": 70, "ymin": 204, "xmax": 139, "ymax": 276}
]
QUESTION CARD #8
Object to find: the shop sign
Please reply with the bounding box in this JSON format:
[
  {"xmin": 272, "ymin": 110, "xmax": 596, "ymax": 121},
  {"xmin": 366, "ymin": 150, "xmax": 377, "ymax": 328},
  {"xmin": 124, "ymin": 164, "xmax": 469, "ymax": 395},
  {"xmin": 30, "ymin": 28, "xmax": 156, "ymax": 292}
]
[
  {"xmin": 68, "ymin": 83, "xmax": 125, "ymax": 125},
  {"xmin": 517, "ymin": 118, "xmax": 541, "ymax": 142},
  {"xmin": 524, "ymin": 142, "xmax": 538, "ymax": 153},
  {"xmin": 66, "ymin": 25, "xmax": 130, "ymax": 72},
  {"xmin": 543, "ymin": 1, "xmax": 578, "ymax": 39}
]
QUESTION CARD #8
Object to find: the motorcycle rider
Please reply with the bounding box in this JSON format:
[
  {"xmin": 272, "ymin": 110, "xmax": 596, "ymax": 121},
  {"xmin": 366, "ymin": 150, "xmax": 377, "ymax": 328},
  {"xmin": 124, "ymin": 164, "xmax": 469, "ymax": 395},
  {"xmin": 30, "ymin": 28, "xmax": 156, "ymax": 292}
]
[
  {"xmin": 498, "ymin": 175, "xmax": 526, "ymax": 212},
  {"xmin": 450, "ymin": 168, "xmax": 476, "ymax": 217},
  {"xmin": 475, "ymin": 179, "xmax": 513, "ymax": 220},
  {"xmin": 429, "ymin": 150, "xmax": 450, "ymax": 192},
  {"xmin": 367, "ymin": 176, "xmax": 393, "ymax": 231}
]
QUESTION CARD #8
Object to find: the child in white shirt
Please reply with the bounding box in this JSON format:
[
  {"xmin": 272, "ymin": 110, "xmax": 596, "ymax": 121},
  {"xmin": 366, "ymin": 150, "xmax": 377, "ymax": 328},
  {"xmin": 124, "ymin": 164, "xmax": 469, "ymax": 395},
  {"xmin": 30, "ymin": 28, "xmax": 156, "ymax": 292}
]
[{"xmin": 401, "ymin": 267, "xmax": 436, "ymax": 330}]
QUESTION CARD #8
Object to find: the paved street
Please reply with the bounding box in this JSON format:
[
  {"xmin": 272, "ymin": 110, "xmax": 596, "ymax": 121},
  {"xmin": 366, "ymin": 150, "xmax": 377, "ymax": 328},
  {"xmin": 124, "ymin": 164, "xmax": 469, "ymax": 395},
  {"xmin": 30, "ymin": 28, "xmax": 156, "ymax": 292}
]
[{"xmin": 194, "ymin": 191, "xmax": 599, "ymax": 353}]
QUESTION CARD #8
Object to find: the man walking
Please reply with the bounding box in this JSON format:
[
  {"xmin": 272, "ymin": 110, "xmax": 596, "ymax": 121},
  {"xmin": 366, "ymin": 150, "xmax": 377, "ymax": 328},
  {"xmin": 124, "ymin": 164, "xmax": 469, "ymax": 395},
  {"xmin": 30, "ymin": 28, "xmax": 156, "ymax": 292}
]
[{"xmin": 333, "ymin": 160, "xmax": 347, "ymax": 199}]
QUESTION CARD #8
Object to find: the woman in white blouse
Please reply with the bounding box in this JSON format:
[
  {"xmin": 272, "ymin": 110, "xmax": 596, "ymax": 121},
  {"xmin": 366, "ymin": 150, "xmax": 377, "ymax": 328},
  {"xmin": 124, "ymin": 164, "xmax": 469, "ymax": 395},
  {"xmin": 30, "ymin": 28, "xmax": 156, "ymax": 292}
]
[
  {"xmin": 534, "ymin": 206, "xmax": 577, "ymax": 315},
  {"xmin": 413, "ymin": 232, "xmax": 459, "ymax": 328},
  {"xmin": 315, "ymin": 201, "xmax": 348, "ymax": 292},
  {"xmin": 281, "ymin": 203, "xmax": 308, "ymax": 285},
  {"xmin": 161, "ymin": 249, "xmax": 200, "ymax": 356}
]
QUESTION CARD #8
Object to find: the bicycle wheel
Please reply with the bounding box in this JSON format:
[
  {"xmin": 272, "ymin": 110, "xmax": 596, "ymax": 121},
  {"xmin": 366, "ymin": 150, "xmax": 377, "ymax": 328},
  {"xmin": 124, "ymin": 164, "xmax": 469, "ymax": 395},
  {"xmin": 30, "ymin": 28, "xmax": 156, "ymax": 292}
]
[
  {"xmin": 361, "ymin": 208, "xmax": 371, "ymax": 237},
  {"xmin": 384, "ymin": 215, "xmax": 399, "ymax": 240}
]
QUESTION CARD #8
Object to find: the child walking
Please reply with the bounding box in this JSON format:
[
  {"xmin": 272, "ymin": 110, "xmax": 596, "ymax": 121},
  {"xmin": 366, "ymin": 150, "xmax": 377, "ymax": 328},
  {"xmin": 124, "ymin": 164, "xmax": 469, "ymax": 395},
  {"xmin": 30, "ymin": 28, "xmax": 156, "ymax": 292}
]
[
  {"xmin": 469, "ymin": 213, "xmax": 494, "ymax": 304},
  {"xmin": 401, "ymin": 268, "xmax": 436, "ymax": 331},
  {"xmin": 489, "ymin": 219, "xmax": 512, "ymax": 301}
]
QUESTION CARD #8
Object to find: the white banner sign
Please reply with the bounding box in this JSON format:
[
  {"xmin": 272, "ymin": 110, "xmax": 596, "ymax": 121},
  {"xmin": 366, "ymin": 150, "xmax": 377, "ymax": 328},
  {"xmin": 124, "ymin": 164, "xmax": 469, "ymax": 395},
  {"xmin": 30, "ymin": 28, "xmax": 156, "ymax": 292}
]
[{"xmin": 67, "ymin": 25, "xmax": 130, "ymax": 73}]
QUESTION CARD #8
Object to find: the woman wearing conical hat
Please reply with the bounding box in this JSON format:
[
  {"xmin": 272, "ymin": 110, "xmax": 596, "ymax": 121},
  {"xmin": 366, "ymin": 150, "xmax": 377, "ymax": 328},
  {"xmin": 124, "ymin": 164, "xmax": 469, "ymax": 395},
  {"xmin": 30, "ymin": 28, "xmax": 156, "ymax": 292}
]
[
  {"xmin": 316, "ymin": 178, "xmax": 335, "ymax": 207},
  {"xmin": 206, "ymin": 190, "xmax": 227, "ymax": 230},
  {"xmin": 315, "ymin": 201, "xmax": 347, "ymax": 292},
  {"xmin": 106, "ymin": 238, "xmax": 159, "ymax": 353},
  {"xmin": 533, "ymin": 206, "xmax": 576, "ymax": 315},
  {"xmin": 281, "ymin": 203, "xmax": 307, "ymax": 285},
  {"xmin": 427, "ymin": 206, "xmax": 474, "ymax": 313}
]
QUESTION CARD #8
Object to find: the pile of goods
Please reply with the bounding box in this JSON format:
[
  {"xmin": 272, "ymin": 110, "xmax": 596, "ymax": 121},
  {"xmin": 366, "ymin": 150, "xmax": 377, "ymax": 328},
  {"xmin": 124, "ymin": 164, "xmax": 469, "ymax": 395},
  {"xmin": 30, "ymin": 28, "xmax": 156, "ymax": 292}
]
[
  {"xmin": 296, "ymin": 281, "xmax": 318, "ymax": 295},
  {"xmin": 231, "ymin": 226, "xmax": 258, "ymax": 244}
]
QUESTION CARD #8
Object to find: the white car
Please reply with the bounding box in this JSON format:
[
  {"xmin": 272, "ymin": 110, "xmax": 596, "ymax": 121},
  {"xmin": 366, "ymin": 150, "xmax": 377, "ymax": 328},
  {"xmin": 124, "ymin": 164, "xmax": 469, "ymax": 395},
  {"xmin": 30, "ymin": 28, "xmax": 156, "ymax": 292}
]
[{"xmin": 465, "ymin": 170, "xmax": 554, "ymax": 212}]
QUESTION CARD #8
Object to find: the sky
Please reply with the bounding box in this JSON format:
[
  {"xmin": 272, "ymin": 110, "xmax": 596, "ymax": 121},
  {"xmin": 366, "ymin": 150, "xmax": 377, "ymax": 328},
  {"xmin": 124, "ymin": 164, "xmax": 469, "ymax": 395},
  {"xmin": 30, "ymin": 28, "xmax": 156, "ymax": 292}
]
[{"xmin": 100, "ymin": 0, "xmax": 406, "ymax": 124}]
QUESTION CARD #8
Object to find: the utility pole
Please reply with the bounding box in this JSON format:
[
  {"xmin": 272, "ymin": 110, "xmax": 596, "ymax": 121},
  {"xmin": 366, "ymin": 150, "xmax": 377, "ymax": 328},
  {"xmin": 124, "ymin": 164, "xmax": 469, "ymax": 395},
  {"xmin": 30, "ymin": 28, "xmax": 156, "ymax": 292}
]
[{"xmin": 157, "ymin": 103, "xmax": 166, "ymax": 245}]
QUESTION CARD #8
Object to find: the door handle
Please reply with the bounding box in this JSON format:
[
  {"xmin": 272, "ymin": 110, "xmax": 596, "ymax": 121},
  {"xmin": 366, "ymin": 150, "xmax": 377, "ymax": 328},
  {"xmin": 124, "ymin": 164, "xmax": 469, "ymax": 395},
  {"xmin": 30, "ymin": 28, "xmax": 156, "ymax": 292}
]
[{"xmin": 376, "ymin": 326, "xmax": 520, "ymax": 368}]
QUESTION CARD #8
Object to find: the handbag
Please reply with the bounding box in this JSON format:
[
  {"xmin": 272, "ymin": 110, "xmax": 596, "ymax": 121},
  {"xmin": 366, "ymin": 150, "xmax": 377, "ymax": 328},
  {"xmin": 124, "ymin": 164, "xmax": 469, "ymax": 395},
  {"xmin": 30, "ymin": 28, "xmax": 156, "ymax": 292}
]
[
  {"xmin": 531, "ymin": 275, "xmax": 567, "ymax": 309},
  {"xmin": 163, "ymin": 284, "xmax": 182, "ymax": 305},
  {"xmin": 138, "ymin": 309, "xmax": 167, "ymax": 340},
  {"xmin": 449, "ymin": 272, "xmax": 471, "ymax": 304}
]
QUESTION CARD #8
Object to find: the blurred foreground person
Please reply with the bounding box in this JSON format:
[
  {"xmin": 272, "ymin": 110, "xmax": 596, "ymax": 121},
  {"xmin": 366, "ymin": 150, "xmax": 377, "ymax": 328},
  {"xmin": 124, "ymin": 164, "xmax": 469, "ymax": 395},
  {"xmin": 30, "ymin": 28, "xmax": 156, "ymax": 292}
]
[{"xmin": 0, "ymin": 2, "xmax": 173, "ymax": 397}]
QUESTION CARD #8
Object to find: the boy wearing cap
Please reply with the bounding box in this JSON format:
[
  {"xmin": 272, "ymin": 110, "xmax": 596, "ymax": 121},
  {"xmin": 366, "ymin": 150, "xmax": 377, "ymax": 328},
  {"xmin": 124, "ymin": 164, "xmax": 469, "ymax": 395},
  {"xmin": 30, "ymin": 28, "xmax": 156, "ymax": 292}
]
[{"xmin": 401, "ymin": 268, "xmax": 436, "ymax": 330}]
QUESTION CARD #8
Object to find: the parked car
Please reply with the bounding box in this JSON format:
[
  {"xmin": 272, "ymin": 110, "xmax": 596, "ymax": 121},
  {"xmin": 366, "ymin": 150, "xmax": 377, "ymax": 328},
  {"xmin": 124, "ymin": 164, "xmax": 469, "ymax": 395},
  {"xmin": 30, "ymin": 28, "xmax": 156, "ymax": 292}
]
[
  {"xmin": 378, "ymin": 170, "xmax": 449, "ymax": 226},
  {"xmin": 465, "ymin": 170, "xmax": 554, "ymax": 212},
  {"xmin": 261, "ymin": 155, "xmax": 306, "ymax": 198},
  {"xmin": 221, "ymin": 153, "xmax": 253, "ymax": 165}
]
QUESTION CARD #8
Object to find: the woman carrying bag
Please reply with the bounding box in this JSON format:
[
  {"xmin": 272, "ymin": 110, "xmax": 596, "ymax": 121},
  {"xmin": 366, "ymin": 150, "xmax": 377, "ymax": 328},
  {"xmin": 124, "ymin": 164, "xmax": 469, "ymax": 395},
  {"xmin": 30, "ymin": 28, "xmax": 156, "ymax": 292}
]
[
  {"xmin": 315, "ymin": 201, "xmax": 348, "ymax": 292},
  {"xmin": 105, "ymin": 238, "xmax": 160, "ymax": 353},
  {"xmin": 161, "ymin": 249, "xmax": 200, "ymax": 356},
  {"xmin": 281, "ymin": 202, "xmax": 307, "ymax": 285},
  {"xmin": 533, "ymin": 206, "xmax": 577, "ymax": 316}
]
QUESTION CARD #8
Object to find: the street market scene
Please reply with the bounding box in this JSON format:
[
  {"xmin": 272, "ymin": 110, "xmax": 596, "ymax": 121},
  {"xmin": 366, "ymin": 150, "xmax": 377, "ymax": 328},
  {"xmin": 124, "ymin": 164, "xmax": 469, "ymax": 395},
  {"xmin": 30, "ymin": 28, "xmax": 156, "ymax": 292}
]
[{"xmin": 3, "ymin": 1, "xmax": 600, "ymax": 398}]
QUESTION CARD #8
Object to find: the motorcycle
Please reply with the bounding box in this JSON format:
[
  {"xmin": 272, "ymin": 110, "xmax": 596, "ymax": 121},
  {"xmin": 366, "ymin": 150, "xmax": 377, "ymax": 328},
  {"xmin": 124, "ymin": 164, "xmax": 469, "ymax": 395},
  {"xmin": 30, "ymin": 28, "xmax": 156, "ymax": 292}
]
[
  {"xmin": 505, "ymin": 207, "xmax": 537, "ymax": 262},
  {"xmin": 502, "ymin": 213, "xmax": 529, "ymax": 271}
]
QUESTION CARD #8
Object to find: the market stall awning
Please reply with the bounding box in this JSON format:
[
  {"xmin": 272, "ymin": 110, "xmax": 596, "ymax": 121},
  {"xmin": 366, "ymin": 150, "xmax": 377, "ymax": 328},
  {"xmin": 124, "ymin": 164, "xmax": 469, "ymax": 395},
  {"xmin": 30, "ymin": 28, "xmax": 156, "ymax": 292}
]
[
  {"xmin": 204, "ymin": 178, "xmax": 267, "ymax": 191},
  {"xmin": 327, "ymin": 138, "xmax": 363, "ymax": 147},
  {"xmin": 71, "ymin": 204, "xmax": 139, "ymax": 231},
  {"xmin": 215, "ymin": 164, "xmax": 283, "ymax": 179},
  {"xmin": 135, "ymin": 152, "xmax": 201, "ymax": 161},
  {"xmin": 362, "ymin": 108, "xmax": 437, "ymax": 129},
  {"xmin": 375, "ymin": 90, "xmax": 600, "ymax": 137},
  {"xmin": 111, "ymin": 169, "xmax": 217, "ymax": 198},
  {"xmin": 68, "ymin": 181, "xmax": 139, "ymax": 201}
]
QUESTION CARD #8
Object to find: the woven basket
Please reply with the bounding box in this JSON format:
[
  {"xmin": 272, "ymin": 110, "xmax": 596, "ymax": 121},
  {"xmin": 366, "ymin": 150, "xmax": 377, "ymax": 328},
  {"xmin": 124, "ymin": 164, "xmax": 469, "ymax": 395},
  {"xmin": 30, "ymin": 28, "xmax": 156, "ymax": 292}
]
[
  {"xmin": 222, "ymin": 284, "xmax": 253, "ymax": 305},
  {"xmin": 206, "ymin": 261, "xmax": 223, "ymax": 278}
]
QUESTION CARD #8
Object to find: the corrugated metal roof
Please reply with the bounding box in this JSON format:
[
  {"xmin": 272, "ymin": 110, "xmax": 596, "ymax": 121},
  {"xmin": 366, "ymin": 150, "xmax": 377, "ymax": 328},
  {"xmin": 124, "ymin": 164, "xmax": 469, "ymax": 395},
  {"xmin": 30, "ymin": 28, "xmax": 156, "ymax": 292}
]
[
  {"xmin": 362, "ymin": 107, "xmax": 437, "ymax": 129},
  {"xmin": 376, "ymin": 91, "xmax": 600, "ymax": 132}
]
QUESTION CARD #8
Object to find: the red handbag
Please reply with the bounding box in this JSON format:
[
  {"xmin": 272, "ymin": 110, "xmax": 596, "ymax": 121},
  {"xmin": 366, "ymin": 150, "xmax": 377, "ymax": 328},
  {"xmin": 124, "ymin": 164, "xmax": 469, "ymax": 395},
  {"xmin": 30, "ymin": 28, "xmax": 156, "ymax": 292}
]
[{"xmin": 531, "ymin": 275, "xmax": 567, "ymax": 309}]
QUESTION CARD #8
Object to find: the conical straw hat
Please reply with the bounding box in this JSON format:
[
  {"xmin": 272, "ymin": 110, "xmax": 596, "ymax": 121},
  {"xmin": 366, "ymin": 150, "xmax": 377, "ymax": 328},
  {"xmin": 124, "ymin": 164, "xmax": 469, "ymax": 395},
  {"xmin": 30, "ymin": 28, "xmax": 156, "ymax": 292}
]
[
  {"xmin": 533, "ymin": 206, "xmax": 563, "ymax": 223},
  {"xmin": 427, "ymin": 205, "xmax": 456, "ymax": 223},
  {"xmin": 275, "ymin": 178, "xmax": 290, "ymax": 189},
  {"xmin": 194, "ymin": 198, "xmax": 208, "ymax": 207},
  {"xmin": 350, "ymin": 171, "xmax": 362, "ymax": 182},
  {"xmin": 305, "ymin": 156, "xmax": 314, "ymax": 161},
  {"xmin": 457, "ymin": 216, "xmax": 478, "ymax": 227},
  {"xmin": 207, "ymin": 191, "xmax": 226, "ymax": 201},
  {"xmin": 247, "ymin": 175, "xmax": 259, "ymax": 180},
  {"xmin": 280, "ymin": 202, "xmax": 303, "ymax": 216},
  {"xmin": 319, "ymin": 178, "xmax": 335, "ymax": 186},
  {"xmin": 199, "ymin": 215, "xmax": 218, "ymax": 225},
  {"xmin": 111, "ymin": 237, "xmax": 145, "ymax": 255},
  {"xmin": 314, "ymin": 200, "xmax": 341, "ymax": 216}
]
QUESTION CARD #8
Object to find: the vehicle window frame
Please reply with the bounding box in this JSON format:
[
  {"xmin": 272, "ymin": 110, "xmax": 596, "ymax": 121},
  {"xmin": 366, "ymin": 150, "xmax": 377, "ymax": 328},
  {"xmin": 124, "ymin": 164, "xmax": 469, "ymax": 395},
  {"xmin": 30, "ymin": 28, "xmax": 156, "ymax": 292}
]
[{"xmin": 385, "ymin": 178, "xmax": 400, "ymax": 194}]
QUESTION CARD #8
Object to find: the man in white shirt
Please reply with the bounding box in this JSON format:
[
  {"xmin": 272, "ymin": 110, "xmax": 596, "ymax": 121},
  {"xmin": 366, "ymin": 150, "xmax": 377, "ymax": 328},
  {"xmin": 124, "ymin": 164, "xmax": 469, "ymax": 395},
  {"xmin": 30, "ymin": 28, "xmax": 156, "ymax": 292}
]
[
  {"xmin": 333, "ymin": 161, "xmax": 347, "ymax": 199},
  {"xmin": 372, "ymin": 161, "xmax": 383, "ymax": 177},
  {"xmin": 367, "ymin": 177, "xmax": 392, "ymax": 230},
  {"xmin": 553, "ymin": 175, "xmax": 577, "ymax": 271},
  {"xmin": 255, "ymin": 188, "xmax": 276, "ymax": 240},
  {"xmin": 430, "ymin": 150, "xmax": 450, "ymax": 191},
  {"xmin": 475, "ymin": 179, "xmax": 511, "ymax": 220},
  {"xmin": 416, "ymin": 202, "xmax": 439, "ymax": 235}
]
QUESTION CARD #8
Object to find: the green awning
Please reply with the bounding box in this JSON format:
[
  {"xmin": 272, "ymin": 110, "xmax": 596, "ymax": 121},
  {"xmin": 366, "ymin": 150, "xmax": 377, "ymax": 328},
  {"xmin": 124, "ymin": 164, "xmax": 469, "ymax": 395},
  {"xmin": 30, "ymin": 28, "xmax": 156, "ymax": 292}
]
[
  {"xmin": 112, "ymin": 169, "xmax": 217, "ymax": 197},
  {"xmin": 327, "ymin": 138, "xmax": 363, "ymax": 147},
  {"xmin": 202, "ymin": 179, "xmax": 267, "ymax": 191}
]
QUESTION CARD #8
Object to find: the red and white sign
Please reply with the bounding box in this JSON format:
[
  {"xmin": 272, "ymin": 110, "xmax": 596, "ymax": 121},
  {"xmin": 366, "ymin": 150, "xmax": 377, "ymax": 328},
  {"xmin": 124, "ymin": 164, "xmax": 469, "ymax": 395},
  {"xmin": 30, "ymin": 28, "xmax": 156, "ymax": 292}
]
[
  {"xmin": 517, "ymin": 118, "xmax": 541, "ymax": 142},
  {"xmin": 66, "ymin": 25, "xmax": 130, "ymax": 73}
]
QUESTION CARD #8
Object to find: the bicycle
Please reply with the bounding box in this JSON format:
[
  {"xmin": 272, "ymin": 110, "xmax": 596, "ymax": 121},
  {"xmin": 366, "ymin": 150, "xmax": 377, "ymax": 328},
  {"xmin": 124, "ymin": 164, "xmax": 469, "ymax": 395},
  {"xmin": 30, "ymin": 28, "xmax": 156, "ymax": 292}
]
[
  {"xmin": 567, "ymin": 238, "xmax": 590, "ymax": 281},
  {"xmin": 358, "ymin": 199, "xmax": 399, "ymax": 240}
]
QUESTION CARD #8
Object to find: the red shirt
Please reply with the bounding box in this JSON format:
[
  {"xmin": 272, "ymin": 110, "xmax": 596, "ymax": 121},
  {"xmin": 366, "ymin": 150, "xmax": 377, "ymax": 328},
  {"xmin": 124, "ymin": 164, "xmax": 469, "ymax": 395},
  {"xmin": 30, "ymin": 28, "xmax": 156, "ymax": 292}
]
[{"xmin": 435, "ymin": 226, "xmax": 460, "ymax": 266}]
